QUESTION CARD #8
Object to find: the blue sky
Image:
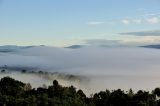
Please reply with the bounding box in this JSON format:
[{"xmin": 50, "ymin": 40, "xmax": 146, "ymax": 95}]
[{"xmin": 0, "ymin": 0, "xmax": 160, "ymax": 46}]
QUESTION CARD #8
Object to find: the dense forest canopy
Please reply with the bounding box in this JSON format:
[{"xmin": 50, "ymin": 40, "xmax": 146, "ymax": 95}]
[{"xmin": 0, "ymin": 76, "xmax": 160, "ymax": 106}]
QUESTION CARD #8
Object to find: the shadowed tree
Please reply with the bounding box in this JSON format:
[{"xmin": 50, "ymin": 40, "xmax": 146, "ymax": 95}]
[
  {"xmin": 0, "ymin": 77, "xmax": 25, "ymax": 96},
  {"xmin": 153, "ymin": 88, "xmax": 160, "ymax": 97}
]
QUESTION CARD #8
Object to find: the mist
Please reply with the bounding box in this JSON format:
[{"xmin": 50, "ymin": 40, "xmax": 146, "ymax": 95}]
[{"xmin": 0, "ymin": 46, "xmax": 160, "ymax": 95}]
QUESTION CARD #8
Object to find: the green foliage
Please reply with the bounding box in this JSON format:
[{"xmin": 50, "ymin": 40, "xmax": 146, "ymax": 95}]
[
  {"xmin": 0, "ymin": 76, "xmax": 160, "ymax": 106},
  {"xmin": 0, "ymin": 76, "xmax": 25, "ymax": 96},
  {"xmin": 154, "ymin": 88, "xmax": 160, "ymax": 97}
]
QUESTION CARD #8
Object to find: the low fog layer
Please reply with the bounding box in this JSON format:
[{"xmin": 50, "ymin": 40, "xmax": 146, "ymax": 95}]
[{"xmin": 0, "ymin": 46, "xmax": 160, "ymax": 95}]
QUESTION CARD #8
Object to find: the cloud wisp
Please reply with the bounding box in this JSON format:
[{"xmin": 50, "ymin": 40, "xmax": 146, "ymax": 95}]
[
  {"xmin": 87, "ymin": 11, "xmax": 160, "ymax": 26},
  {"xmin": 119, "ymin": 29, "xmax": 160, "ymax": 36},
  {"xmin": 85, "ymin": 39, "xmax": 125, "ymax": 47},
  {"xmin": 146, "ymin": 16, "xmax": 159, "ymax": 24},
  {"xmin": 121, "ymin": 19, "xmax": 130, "ymax": 24},
  {"xmin": 87, "ymin": 21, "xmax": 105, "ymax": 25},
  {"xmin": 121, "ymin": 16, "xmax": 160, "ymax": 25}
]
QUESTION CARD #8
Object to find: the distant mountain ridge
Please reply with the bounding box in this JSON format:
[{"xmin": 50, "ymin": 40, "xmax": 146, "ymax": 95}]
[
  {"xmin": 65, "ymin": 44, "xmax": 127, "ymax": 49},
  {"xmin": 0, "ymin": 45, "xmax": 45, "ymax": 53},
  {"xmin": 65, "ymin": 45, "xmax": 85, "ymax": 49},
  {"xmin": 140, "ymin": 44, "xmax": 160, "ymax": 49},
  {"xmin": 0, "ymin": 45, "xmax": 121, "ymax": 52},
  {"xmin": 0, "ymin": 44, "xmax": 160, "ymax": 53}
]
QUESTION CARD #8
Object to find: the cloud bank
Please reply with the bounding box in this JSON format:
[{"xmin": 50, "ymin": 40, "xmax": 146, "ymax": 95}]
[{"xmin": 0, "ymin": 46, "xmax": 160, "ymax": 95}]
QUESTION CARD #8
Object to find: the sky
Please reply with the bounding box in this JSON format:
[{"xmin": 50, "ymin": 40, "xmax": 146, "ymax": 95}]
[{"xmin": 0, "ymin": 0, "xmax": 160, "ymax": 46}]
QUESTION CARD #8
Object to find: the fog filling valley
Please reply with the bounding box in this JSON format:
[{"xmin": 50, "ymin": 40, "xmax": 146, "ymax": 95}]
[{"xmin": 0, "ymin": 46, "xmax": 160, "ymax": 95}]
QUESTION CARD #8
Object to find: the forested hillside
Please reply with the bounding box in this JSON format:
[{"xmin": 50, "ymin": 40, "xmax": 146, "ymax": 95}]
[{"xmin": 0, "ymin": 77, "xmax": 160, "ymax": 106}]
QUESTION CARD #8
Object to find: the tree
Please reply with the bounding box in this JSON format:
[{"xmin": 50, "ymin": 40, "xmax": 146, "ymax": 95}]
[
  {"xmin": 0, "ymin": 77, "xmax": 25, "ymax": 96},
  {"xmin": 109, "ymin": 89, "xmax": 128, "ymax": 106},
  {"xmin": 153, "ymin": 88, "xmax": 160, "ymax": 97},
  {"xmin": 53, "ymin": 80, "xmax": 58, "ymax": 86},
  {"xmin": 77, "ymin": 89, "xmax": 86, "ymax": 99},
  {"xmin": 24, "ymin": 83, "xmax": 32, "ymax": 91},
  {"xmin": 21, "ymin": 69, "xmax": 27, "ymax": 73},
  {"xmin": 0, "ymin": 76, "xmax": 159, "ymax": 106}
]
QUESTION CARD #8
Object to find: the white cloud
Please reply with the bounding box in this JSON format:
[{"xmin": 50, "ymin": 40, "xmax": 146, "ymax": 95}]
[
  {"xmin": 121, "ymin": 19, "xmax": 142, "ymax": 24},
  {"xmin": 87, "ymin": 12, "xmax": 160, "ymax": 26},
  {"xmin": 87, "ymin": 21, "xmax": 105, "ymax": 25},
  {"xmin": 121, "ymin": 19, "xmax": 130, "ymax": 24},
  {"xmin": 133, "ymin": 19, "xmax": 142, "ymax": 24},
  {"xmin": 120, "ymin": 11, "xmax": 160, "ymax": 25},
  {"xmin": 121, "ymin": 16, "xmax": 159, "ymax": 24},
  {"xmin": 146, "ymin": 16, "xmax": 159, "ymax": 24}
]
